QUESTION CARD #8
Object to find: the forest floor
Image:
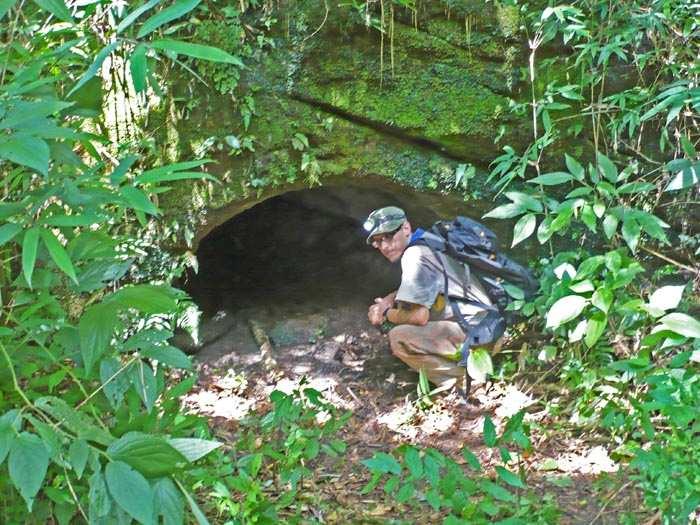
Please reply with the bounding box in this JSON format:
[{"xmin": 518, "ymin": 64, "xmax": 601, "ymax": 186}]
[{"xmin": 182, "ymin": 300, "xmax": 649, "ymax": 524}]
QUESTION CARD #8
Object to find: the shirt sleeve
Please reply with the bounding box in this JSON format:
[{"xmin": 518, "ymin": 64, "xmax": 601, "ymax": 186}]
[{"xmin": 395, "ymin": 246, "xmax": 442, "ymax": 309}]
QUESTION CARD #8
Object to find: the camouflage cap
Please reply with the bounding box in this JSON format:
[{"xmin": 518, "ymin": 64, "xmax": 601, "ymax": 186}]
[{"xmin": 363, "ymin": 206, "xmax": 406, "ymax": 244}]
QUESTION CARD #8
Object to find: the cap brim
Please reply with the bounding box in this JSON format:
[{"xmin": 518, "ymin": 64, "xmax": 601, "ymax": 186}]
[{"xmin": 365, "ymin": 219, "xmax": 405, "ymax": 244}]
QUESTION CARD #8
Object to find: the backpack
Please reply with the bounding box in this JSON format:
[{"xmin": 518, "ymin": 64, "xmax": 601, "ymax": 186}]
[{"xmin": 409, "ymin": 216, "xmax": 539, "ymax": 372}]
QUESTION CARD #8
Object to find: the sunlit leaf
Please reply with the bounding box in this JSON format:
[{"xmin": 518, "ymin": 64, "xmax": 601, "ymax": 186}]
[
  {"xmin": 596, "ymin": 152, "xmax": 618, "ymax": 183},
  {"xmin": 32, "ymin": 0, "xmax": 71, "ymax": 22},
  {"xmin": 546, "ymin": 295, "xmax": 587, "ymax": 328},
  {"xmin": 585, "ymin": 312, "xmax": 607, "ymax": 347},
  {"xmin": 130, "ymin": 44, "xmax": 148, "ymax": 93},
  {"xmin": 9, "ymin": 432, "xmax": 49, "ymax": 511},
  {"xmin": 659, "ymin": 313, "xmax": 700, "ymax": 338},
  {"xmin": 0, "ymin": 0, "xmax": 18, "ymax": 20},
  {"xmin": 68, "ymin": 41, "xmax": 120, "ymax": 97},
  {"xmin": 40, "ymin": 229, "xmax": 78, "ymax": 284},
  {"xmin": 0, "ymin": 135, "xmax": 50, "ymax": 175},
  {"xmin": 137, "ymin": 0, "xmax": 200, "ymax": 38},
  {"xmin": 22, "ymin": 227, "xmax": 40, "ymax": 288},
  {"xmin": 648, "ymin": 285, "xmax": 685, "ymax": 313},
  {"xmin": 527, "ymin": 172, "xmax": 574, "ymax": 185},
  {"xmin": 467, "ymin": 348, "xmax": 493, "ymax": 383},
  {"xmin": 167, "ymin": 438, "xmax": 222, "ymax": 462},
  {"xmin": 496, "ymin": 466, "xmax": 525, "ymax": 489},
  {"xmin": 117, "ymin": 0, "xmax": 161, "ymax": 34},
  {"xmin": 149, "ymin": 39, "xmax": 244, "ymax": 65},
  {"xmin": 511, "ymin": 213, "xmax": 536, "ymax": 247},
  {"xmin": 664, "ymin": 162, "xmax": 699, "ymax": 192}
]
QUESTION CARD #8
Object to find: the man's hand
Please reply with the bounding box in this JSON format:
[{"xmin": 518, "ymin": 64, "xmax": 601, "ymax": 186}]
[{"xmin": 368, "ymin": 296, "xmax": 393, "ymax": 326}]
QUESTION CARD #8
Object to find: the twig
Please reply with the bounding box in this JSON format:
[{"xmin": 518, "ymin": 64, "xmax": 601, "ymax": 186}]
[
  {"xmin": 0, "ymin": 342, "xmax": 34, "ymax": 409},
  {"xmin": 588, "ymin": 480, "xmax": 633, "ymax": 524},
  {"xmin": 640, "ymin": 245, "xmax": 699, "ymax": 275},
  {"xmin": 302, "ymin": 0, "xmax": 329, "ymax": 43}
]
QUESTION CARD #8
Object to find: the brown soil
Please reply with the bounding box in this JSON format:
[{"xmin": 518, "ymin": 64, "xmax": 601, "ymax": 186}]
[{"xmin": 183, "ymin": 303, "xmax": 647, "ymax": 524}]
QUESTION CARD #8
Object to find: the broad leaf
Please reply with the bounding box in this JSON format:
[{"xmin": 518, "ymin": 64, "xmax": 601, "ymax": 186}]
[
  {"xmin": 120, "ymin": 185, "xmax": 160, "ymax": 215},
  {"xmin": 130, "ymin": 45, "xmax": 148, "ymax": 93},
  {"xmin": 154, "ymin": 478, "xmax": 184, "ymax": 525},
  {"xmin": 131, "ymin": 361, "xmax": 158, "ymax": 412},
  {"xmin": 0, "ymin": 0, "xmax": 18, "ymax": 20},
  {"xmin": 40, "ymin": 229, "xmax": 78, "ymax": 284},
  {"xmin": 564, "ymin": 154, "xmax": 584, "ymax": 180},
  {"xmin": 648, "ymin": 285, "xmax": 685, "ymax": 313},
  {"xmin": 136, "ymin": 170, "xmax": 218, "ymax": 185},
  {"xmin": 167, "ymin": 438, "xmax": 222, "ymax": 462},
  {"xmin": 602, "ymin": 214, "xmax": 618, "ymax": 239},
  {"xmin": 181, "ymin": 485, "xmax": 210, "ymax": 525},
  {"xmin": 483, "ymin": 203, "xmax": 525, "ymax": 219},
  {"xmin": 100, "ymin": 357, "xmax": 132, "ymax": 410},
  {"xmin": 659, "ymin": 313, "xmax": 700, "ymax": 338},
  {"xmin": 88, "ymin": 472, "xmax": 112, "ymax": 521},
  {"xmin": 546, "ymin": 295, "xmax": 587, "ymax": 328},
  {"xmin": 137, "ymin": 0, "xmax": 201, "ymax": 38},
  {"xmin": 9, "ymin": 432, "xmax": 50, "ymax": 511},
  {"xmin": 527, "ymin": 172, "xmax": 573, "ymax": 185},
  {"xmin": 591, "ymin": 288, "xmax": 613, "ymax": 314},
  {"xmin": 141, "ymin": 345, "xmax": 191, "ymax": 369},
  {"xmin": 35, "ymin": 397, "xmax": 114, "ymax": 446},
  {"xmin": 467, "ymin": 348, "xmax": 493, "ymax": 382},
  {"xmin": 504, "ymin": 191, "xmax": 542, "ymax": 212},
  {"xmin": 585, "ymin": 312, "xmax": 607, "ymax": 348},
  {"xmin": 495, "ymin": 466, "xmax": 525, "ymax": 489},
  {"xmin": 0, "ymin": 223, "xmax": 21, "ymax": 246},
  {"xmin": 105, "ymin": 461, "xmax": 154, "ymax": 524},
  {"xmin": 0, "ymin": 410, "xmax": 22, "ymax": 464},
  {"xmin": 664, "ymin": 162, "xmax": 699, "ymax": 192},
  {"xmin": 32, "ymin": 0, "xmax": 71, "ymax": 22},
  {"xmin": 362, "ymin": 452, "xmax": 402, "ymax": 474},
  {"xmin": 22, "ymin": 227, "xmax": 40, "ymax": 288},
  {"xmin": 0, "ymin": 135, "xmax": 50, "ymax": 175},
  {"xmin": 149, "ymin": 39, "xmax": 244, "ymax": 65},
  {"xmin": 483, "ymin": 416, "xmax": 497, "ymax": 447},
  {"xmin": 621, "ymin": 218, "xmax": 641, "ymax": 253},
  {"xmin": 108, "ymin": 432, "xmax": 188, "ymax": 477},
  {"xmin": 108, "ymin": 284, "xmax": 178, "ymax": 314},
  {"xmin": 596, "ymin": 152, "xmax": 618, "ymax": 183},
  {"xmin": 79, "ymin": 302, "xmax": 119, "ymax": 374},
  {"xmin": 511, "ymin": 213, "xmax": 536, "ymax": 247},
  {"xmin": 68, "ymin": 439, "xmax": 90, "ymax": 479}
]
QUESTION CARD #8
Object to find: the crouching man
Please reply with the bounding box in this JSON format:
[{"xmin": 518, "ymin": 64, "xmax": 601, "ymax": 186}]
[{"xmin": 365, "ymin": 206, "xmax": 496, "ymax": 390}]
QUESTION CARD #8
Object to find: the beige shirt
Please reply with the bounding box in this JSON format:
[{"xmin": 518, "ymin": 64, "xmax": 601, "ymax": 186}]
[{"xmin": 395, "ymin": 245, "xmax": 492, "ymax": 321}]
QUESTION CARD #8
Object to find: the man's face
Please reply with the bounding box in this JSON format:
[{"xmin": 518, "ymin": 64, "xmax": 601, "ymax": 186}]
[{"xmin": 370, "ymin": 221, "xmax": 410, "ymax": 263}]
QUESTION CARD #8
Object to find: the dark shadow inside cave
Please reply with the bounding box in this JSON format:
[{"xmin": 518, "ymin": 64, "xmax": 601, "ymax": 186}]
[{"xmin": 181, "ymin": 182, "xmax": 481, "ymax": 360}]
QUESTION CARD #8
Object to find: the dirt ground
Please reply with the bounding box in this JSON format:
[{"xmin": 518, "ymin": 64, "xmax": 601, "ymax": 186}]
[{"xmin": 182, "ymin": 301, "xmax": 647, "ymax": 524}]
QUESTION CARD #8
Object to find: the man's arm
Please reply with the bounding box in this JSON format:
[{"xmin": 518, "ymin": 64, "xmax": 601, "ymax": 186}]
[
  {"xmin": 368, "ymin": 291, "xmax": 397, "ymax": 325},
  {"xmin": 386, "ymin": 302, "xmax": 429, "ymax": 326}
]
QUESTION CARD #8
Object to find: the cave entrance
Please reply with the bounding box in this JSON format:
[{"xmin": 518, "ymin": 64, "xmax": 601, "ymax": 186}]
[{"xmin": 183, "ymin": 182, "xmax": 481, "ymax": 362}]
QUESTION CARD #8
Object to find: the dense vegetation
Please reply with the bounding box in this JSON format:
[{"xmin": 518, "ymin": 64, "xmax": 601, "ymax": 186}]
[{"xmin": 0, "ymin": 0, "xmax": 698, "ymax": 524}]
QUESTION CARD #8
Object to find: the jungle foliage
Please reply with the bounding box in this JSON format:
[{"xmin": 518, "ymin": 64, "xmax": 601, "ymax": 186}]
[{"xmin": 1, "ymin": 0, "xmax": 699, "ymax": 524}]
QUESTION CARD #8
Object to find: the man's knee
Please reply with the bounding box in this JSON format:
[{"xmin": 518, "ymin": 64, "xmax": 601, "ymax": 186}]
[{"xmin": 388, "ymin": 325, "xmax": 411, "ymax": 357}]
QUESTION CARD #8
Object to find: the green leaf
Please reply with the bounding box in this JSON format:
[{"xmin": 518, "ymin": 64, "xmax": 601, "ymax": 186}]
[
  {"xmin": 32, "ymin": 0, "xmax": 71, "ymax": 22},
  {"xmin": 621, "ymin": 218, "xmax": 641, "ymax": 253},
  {"xmin": 617, "ymin": 182, "xmax": 655, "ymax": 194},
  {"xmin": 396, "ymin": 482, "xmax": 414, "ymax": 503},
  {"xmin": 591, "ymin": 288, "xmax": 613, "ymax": 314},
  {"xmin": 131, "ymin": 361, "xmax": 158, "ymax": 413},
  {"xmin": 100, "ymin": 357, "xmax": 132, "ymax": 410},
  {"xmin": 141, "ymin": 345, "xmax": 191, "ymax": 369},
  {"xmin": 504, "ymin": 191, "xmax": 542, "ymax": 212},
  {"xmin": 461, "ymin": 447, "xmax": 481, "ymax": 471},
  {"xmin": 154, "ymin": 478, "xmax": 184, "ymax": 525},
  {"xmin": 68, "ymin": 439, "xmax": 89, "ymax": 479},
  {"xmin": 511, "ymin": 213, "xmax": 536, "ymax": 247},
  {"xmin": 536, "ymin": 216, "xmax": 554, "ymax": 244},
  {"xmin": 546, "ymin": 295, "xmax": 587, "ymax": 329},
  {"xmin": 9, "ymin": 432, "xmax": 50, "ymax": 511},
  {"xmin": 180, "ymin": 485, "xmax": 210, "ymax": 525},
  {"xmin": 527, "ymin": 172, "xmax": 573, "ymax": 185},
  {"xmin": 483, "ymin": 416, "xmax": 497, "ymax": 447},
  {"xmin": 569, "ymin": 280, "xmax": 594, "ymax": 293},
  {"xmin": 581, "ymin": 205, "xmax": 596, "ymax": 232},
  {"xmin": 137, "ymin": 159, "xmax": 211, "ymax": 178},
  {"xmin": 602, "ymin": 214, "xmax": 618, "ymax": 239},
  {"xmin": 120, "ymin": 185, "xmax": 160, "ymax": 215},
  {"xmin": 467, "ymin": 348, "xmax": 493, "ymax": 383},
  {"xmin": 88, "ymin": 472, "xmax": 112, "ymax": 521},
  {"xmin": 648, "ymin": 285, "xmax": 685, "ymax": 312},
  {"xmin": 495, "ymin": 466, "xmax": 525, "ymax": 489},
  {"xmin": 564, "ymin": 154, "xmax": 585, "ymax": 180},
  {"xmin": 108, "ymin": 284, "xmax": 178, "ymax": 314},
  {"xmin": 40, "ymin": 229, "xmax": 78, "ymax": 284},
  {"xmin": 130, "ymin": 45, "xmax": 148, "ymax": 93},
  {"xmin": 136, "ymin": 170, "xmax": 218, "ymax": 185},
  {"xmin": 105, "ymin": 461, "xmax": 154, "ymax": 524},
  {"xmin": 659, "ymin": 313, "xmax": 700, "ymax": 338},
  {"xmin": 0, "ymin": 223, "xmax": 21, "ymax": 246},
  {"xmin": 481, "ymin": 480, "xmax": 515, "ymax": 502},
  {"xmin": 0, "ymin": 135, "xmax": 50, "ymax": 175},
  {"xmin": 22, "ymin": 227, "xmax": 40, "ymax": 288},
  {"xmin": 109, "ymin": 155, "xmax": 138, "ymax": 186},
  {"xmin": 362, "ymin": 452, "xmax": 402, "ymax": 475},
  {"xmin": 108, "ymin": 433, "xmax": 188, "ymax": 477},
  {"xmin": 117, "ymin": 0, "xmax": 161, "ymax": 33},
  {"xmin": 35, "ymin": 397, "xmax": 114, "ymax": 446},
  {"xmin": 483, "ymin": 203, "xmax": 525, "ymax": 219},
  {"xmin": 79, "ymin": 302, "xmax": 119, "ymax": 374},
  {"xmin": 596, "ymin": 152, "xmax": 618, "ymax": 183},
  {"xmin": 137, "ymin": 0, "xmax": 201, "ymax": 38},
  {"xmin": 167, "ymin": 438, "xmax": 222, "ymax": 462},
  {"xmin": 68, "ymin": 41, "xmax": 120, "ymax": 97},
  {"xmin": 149, "ymin": 39, "xmax": 244, "ymax": 65},
  {"xmin": 0, "ymin": 0, "xmax": 18, "ymax": 20},
  {"xmin": 0, "ymin": 410, "xmax": 22, "ymax": 464},
  {"xmin": 664, "ymin": 162, "xmax": 699, "ymax": 192},
  {"xmin": 585, "ymin": 312, "xmax": 607, "ymax": 348}
]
